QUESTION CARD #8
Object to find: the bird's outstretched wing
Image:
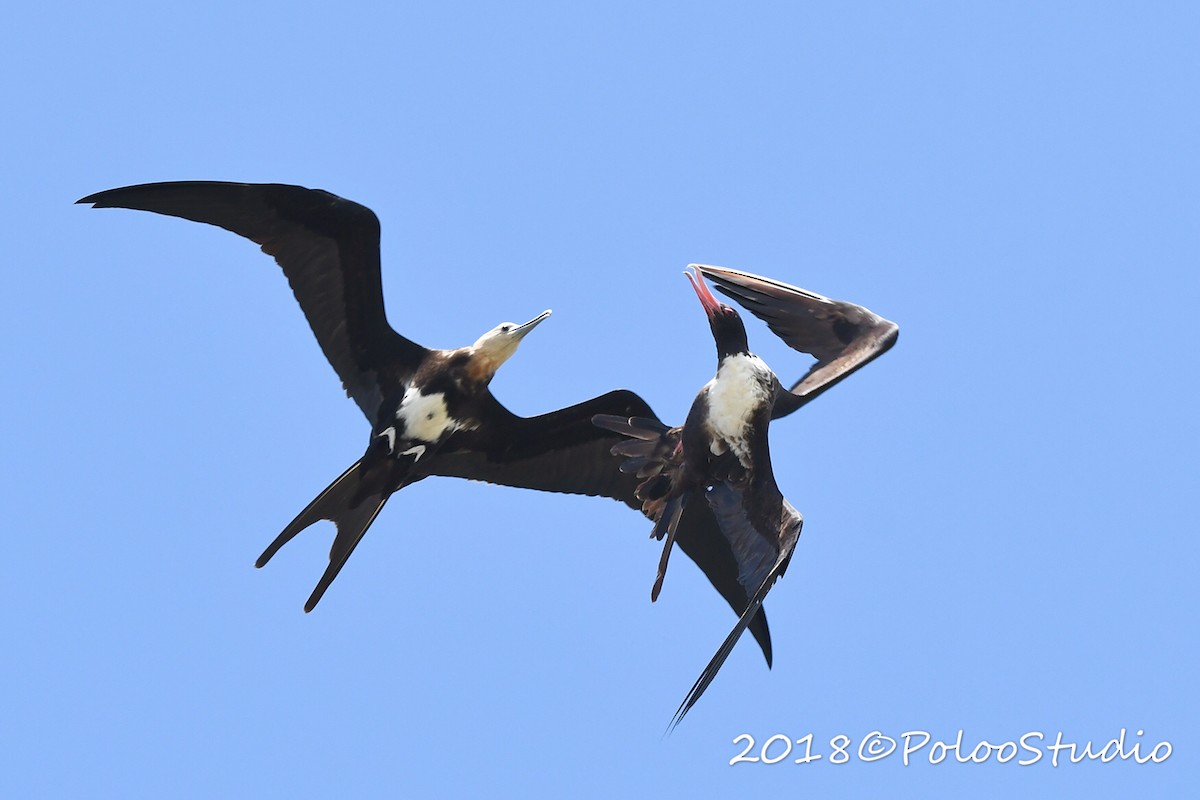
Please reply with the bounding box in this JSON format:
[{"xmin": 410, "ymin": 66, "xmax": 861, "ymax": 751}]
[
  {"xmin": 78, "ymin": 181, "xmax": 427, "ymax": 421},
  {"xmin": 433, "ymin": 391, "xmax": 656, "ymax": 504},
  {"xmin": 694, "ymin": 264, "xmax": 898, "ymax": 418},
  {"xmin": 593, "ymin": 413, "xmax": 781, "ymax": 668},
  {"xmin": 429, "ymin": 394, "xmax": 774, "ymax": 665},
  {"xmin": 668, "ymin": 479, "xmax": 802, "ymax": 730}
]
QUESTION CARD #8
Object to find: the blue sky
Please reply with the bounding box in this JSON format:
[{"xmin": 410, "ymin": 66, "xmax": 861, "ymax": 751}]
[{"xmin": 2, "ymin": 2, "xmax": 1195, "ymax": 796}]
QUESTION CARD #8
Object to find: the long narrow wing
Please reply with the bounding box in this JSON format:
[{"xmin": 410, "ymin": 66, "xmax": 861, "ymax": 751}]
[
  {"xmin": 431, "ymin": 392, "xmax": 774, "ymax": 665},
  {"xmin": 589, "ymin": 411, "xmax": 778, "ymax": 665},
  {"xmin": 670, "ymin": 480, "xmax": 803, "ymax": 729},
  {"xmin": 78, "ymin": 181, "xmax": 427, "ymax": 421},
  {"xmin": 432, "ymin": 391, "xmax": 656, "ymax": 503},
  {"xmin": 695, "ymin": 264, "xmax": 898, "ymax": 419}
]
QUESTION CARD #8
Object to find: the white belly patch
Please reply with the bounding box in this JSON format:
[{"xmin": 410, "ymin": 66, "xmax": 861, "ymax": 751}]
[{"xmin": 395, "ymin": 387, "xmax": 463, "ymax": 443}]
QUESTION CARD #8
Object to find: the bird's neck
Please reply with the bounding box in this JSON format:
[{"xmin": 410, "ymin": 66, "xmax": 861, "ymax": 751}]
[{"xmin": 463, "ymin": 346, "xmax": 505, "ymax": 386}]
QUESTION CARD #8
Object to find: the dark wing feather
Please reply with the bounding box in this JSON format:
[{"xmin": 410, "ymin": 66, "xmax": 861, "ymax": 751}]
[
  {"xmin": 591, "ymin": 412, "xmax": 775, "ymax": 665},
  {"xmin": 695, "ymin": 264, "xmax": 898, "ymax": 418},
  {"xmin": 675, "ymin": 499, "xmax": 774, "ymax": 667},
  {"xmin": 431, "ymin": 391, "xmax": 655, "ymax": 504},
  {"xmin": 432, "ymin": 392, "xmax": 773, "ymax": 665},
  {"xmin": 670, "ymin": 480, "xmax": 802, "ymax": 729},
  {"xmin": 78, "ymin": 181, "xmax": 427, "ymax": 421}
]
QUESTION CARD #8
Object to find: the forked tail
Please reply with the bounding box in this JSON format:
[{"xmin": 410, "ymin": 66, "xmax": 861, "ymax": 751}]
[{"xmin": 255, "ymin": 459, "xmax": 390, "ymax": 612}]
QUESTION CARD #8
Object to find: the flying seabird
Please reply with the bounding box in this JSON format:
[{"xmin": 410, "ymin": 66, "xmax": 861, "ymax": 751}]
[
  {"xmin": 76, "ymin": 183, "xmax": 780, "ymax": 658},
  {"xmin": 596, "ymin": 264, "xmax": 897, "ymax": 727}
]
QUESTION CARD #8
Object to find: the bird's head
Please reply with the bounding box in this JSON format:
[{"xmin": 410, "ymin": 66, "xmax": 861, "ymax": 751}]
[
  {"xmin": 469, "ymin": 309, "xmax": 552, "ymax": 379},
  {"xmin": 685, "ymin": 265, "xmax": 749, "ymax": 360}
]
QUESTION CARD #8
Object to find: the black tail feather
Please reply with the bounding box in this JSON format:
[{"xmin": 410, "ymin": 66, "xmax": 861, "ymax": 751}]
[
  {"xmin": 254, "ymin": 458, "xmax": 391, "ymax": 612},
  {"xmin": 256, "ymin": 461, "xmax": 362, "ymax": 568},
  {"xmin": 303, "ymin": 495, "xmax": 388, "ymax": 612}
]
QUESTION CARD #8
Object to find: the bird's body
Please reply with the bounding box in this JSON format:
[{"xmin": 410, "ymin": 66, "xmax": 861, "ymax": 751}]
[
  {"xmin": 78, "ymin": 181, "xmax": 635, "ymax": 611},
  {"xmin": 699, "ymin": 351, "xmax": 775, "ymax": 463},
  {"xmin": 253, "ymin": 314, "xmax": 568, "ymax": 610},
  {"xmin": 596, "ymin": 265, "xmax": 897, "ymax": 728}
]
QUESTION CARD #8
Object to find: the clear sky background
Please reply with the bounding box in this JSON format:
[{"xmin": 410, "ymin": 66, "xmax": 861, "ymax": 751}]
[{"xmin": 2, "ymin": 2, "xmax": 1195, "ymax": 797}]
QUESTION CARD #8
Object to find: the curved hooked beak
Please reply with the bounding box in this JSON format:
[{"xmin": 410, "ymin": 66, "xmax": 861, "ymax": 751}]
[
  {"xmin": 684, "ymin": 265, "xmax": 722, "ymax": 318},
  {"xmin": 510, "ymin": 309, "xmax": 552, "ymax": 340}
]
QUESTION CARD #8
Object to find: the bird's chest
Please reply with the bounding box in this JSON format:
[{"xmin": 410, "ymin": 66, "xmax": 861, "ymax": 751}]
[
  {"xmin": 394, "ymin": 386, "xmax": 472, "ymax": 444},
  {"xmin": 702, "ymin": 354, "xmax": 772, "ymax": 465}
]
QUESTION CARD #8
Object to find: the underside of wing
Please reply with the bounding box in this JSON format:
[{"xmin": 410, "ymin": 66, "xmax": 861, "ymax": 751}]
[
  {"xmin": 670, "ymin": 480, "xmax": 803, "ymax": 728},
  {"xmin": 669, "ymin": 550, "xmax": 789, "ymax": 730},
  {"xmin": 704, "ymin": 481, "xmax": 802, "ymax": 598},
  {"xmin": 673, "ymin": 499, "xmax": 775, "ymax": 666},
  {"xmin": 429, "ymin": 390, "xmax": 657, "ymax": 504},
  {"xmin": 79, "ymin": 181, "xmax": 428, "ymax": 421},
  {"xmin": 591, "ymin": 413, "xmax": 777, "ymax": 665},
  {"xmin": 694, "ymin": 264, "xmax": 898, "ymax": 417},
  {"xmin": 432, "ymin": 395, "xmax": 775, "ymax": 663}
]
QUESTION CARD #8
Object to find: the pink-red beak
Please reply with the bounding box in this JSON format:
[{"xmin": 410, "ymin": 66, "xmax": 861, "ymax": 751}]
[{"xmin": 684, "ymin": 265, "xmax": 722, "ymax": 318}]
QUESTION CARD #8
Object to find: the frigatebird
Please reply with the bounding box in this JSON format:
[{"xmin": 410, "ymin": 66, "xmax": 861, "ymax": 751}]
[
  {"xmin": 77, "ymin": 183, "xmax": 776, "ymax": 657},
  {"xmin": 596, "ymin": 264, "xmax": 897, "ymax": 727}
]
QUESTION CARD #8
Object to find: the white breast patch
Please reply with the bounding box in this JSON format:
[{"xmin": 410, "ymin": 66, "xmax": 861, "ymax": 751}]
[
  {"xmin": 395, "ymin": 387, "xmax": 464, "ymax": 443},
  {"xmin": 705, "ymin": 353, "xmax": 773, "ymax": 464}
]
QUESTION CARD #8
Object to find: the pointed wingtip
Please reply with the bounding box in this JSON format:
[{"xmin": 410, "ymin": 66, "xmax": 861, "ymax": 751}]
[
  {"xmin": 666, "ymin": 701, "xmax": 691, "ymax": 734},
  {"xmin": 77, "ymin": 187, "xmax": 122, "ymax": 206},
  {"xmin": 662, "ymin": 691, "xmax": 694, "ymax": 736}
]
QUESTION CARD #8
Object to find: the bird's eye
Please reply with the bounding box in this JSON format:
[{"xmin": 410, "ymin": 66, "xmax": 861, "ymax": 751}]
[{"xmin": 500, "ymin": 324, "xmax": 512, "ymax": 333}]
